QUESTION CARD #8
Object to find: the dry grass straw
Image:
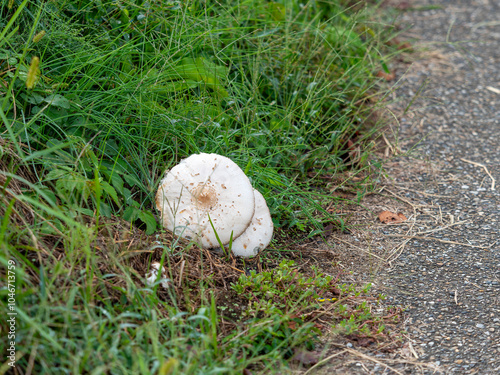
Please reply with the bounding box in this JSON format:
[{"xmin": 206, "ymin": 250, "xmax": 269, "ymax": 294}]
[
  {"xmin": 91, "ymin": 217, "xmax": 251, "ymax": 318},
  {"xmin": 378, "ymin": 187, "xmax": 494, "ymax": 253},
  {"xmin": 302, "ymin": 342, "xmax": 443, "ymax": 375},
  {"xmin": 460, "ymin": 158, "xmax": 496, "ymax": 191}
]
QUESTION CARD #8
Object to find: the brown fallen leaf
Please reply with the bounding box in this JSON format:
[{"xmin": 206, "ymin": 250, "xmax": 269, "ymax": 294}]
[
  {"xmin": 376, "ymin": 70, "xmax": 396, "ymax": 81},
  {"xmin": 397, "ymin": 41, "xmax": 413, "ymax": 50},
  {"xmin": 378, "ymin": 211, "xmax": 407, "ymax": 223},
  {"xmin": 290, "ymin": 348, "xmax": 319, "ymax": 366},
  {"xmin": 322, "ymin": 223, "xmax": 334, "ymax": 237},
  {"xmin": 386, "ymin": 37, "xmax": 413, "ymax": 51}
]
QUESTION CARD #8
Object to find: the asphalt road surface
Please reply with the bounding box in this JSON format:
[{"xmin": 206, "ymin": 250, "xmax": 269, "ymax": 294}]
[{"xmin": 379, "ymin": 0, "xmax": 499, "ymax": 373}]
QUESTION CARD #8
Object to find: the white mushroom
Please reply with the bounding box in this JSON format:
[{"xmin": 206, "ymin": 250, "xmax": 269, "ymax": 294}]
[
  {"xmin": 229, "ymin": 189, "xmax": 273, "ymax": 257},
  {"xmin": 145, "ymin": 262, "xmax": 170, "ymax": 289},
  {"xmin": 155, "ymin": 153, "xmax": 255, "ymax": 248}
]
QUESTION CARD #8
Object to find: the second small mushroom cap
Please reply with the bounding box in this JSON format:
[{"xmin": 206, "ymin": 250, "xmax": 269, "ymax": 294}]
[
  {"xmin": 230, "ymin": 189, "xmax": 273, "ymax": 257},
  {"xmin": 145, "ymin": 262, "xmax": 170, "ymax": 289},
  {"xmin": 156, "ymin": 153, "xmax": 255, "ymax": 248}
]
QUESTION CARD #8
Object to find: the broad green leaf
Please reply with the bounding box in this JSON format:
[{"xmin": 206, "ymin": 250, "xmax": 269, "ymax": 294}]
[
  {"xmin": 44, "ymin": 94, "xmax": 70, "ymax": 109},
  {"xmin": 45, "ymin": 168, "xmax": 69, "ymax": 181},
  {"xmin": 138, "ymin": 210, "xmax": 157, "ymax": 235},
  {"xmin": 177, "ymin": 57, "xmax": 229, "ymax": 98},
  {"xmin": 54, "ymin": 172, "xmax": 92, "ymax": 201},
  {"xmin": 123, "ymin": 206, "xmax": 140, "ymax": 222},
  {"xmin": 120, "ymin": 8, "xmax": 130, "ymax": 25},
  {"xmin": 122, "ymin": 173, "xmax": 141, "ymax": 187},
  {"xmin": 23, "ymin": 93, "xmax": 45, "ymax": 104},
  {"xmin": 145, "ymin": 58, "xmax": 229, "ymax": 98},
  {"xmin": 74, "ymin": 207, "xmax": 94, "ymax": 216},
  {"xmin": 105, "ymin": 172, "xmax": 124, "ymax": 196},
  {"xmin": 381, "ymin": 60, "xmax": 390, "ymax": 74},
  {"xmin": 101, "ymin": 181, "xmax": 120, "ymax": 206},
  {"xmin": 37, "ymin": 186, "xmax": 57, "ymax": 206},
  {"xmin": 99, "ymin": 202, "xmax": 112, "ymax": 218}
]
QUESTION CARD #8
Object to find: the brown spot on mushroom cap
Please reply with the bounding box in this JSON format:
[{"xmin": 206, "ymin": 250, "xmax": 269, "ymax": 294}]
[{"xmin": 194, "ymin": 184, "xmax": 218, "ymax": 210}]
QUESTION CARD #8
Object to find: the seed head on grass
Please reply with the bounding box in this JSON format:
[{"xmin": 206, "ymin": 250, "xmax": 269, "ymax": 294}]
[
  {"xmin": 26, "ymin": 56, "xmax": 40, "ymax": 89},
  {"xmin": 33, "ymin": 30, "xmax": 46, "ymax": 43}
]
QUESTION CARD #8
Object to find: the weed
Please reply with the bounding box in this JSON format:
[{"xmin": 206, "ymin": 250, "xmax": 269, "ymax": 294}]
[{"xmin": 231, "ymin": 260, "xmax": 403, "ymax": 356}]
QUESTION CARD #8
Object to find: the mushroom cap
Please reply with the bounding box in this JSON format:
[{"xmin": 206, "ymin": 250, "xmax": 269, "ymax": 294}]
[
  {"xmin": 145, "ymin": 262, "xmax": 170, "ymax": 289},
  {"xmin": 156, "ymin": 153, "xmax": 255, "ymax": 248},
  {"xmin": 230, "ymin": 189, "xmax": 273, "ymax": 257}
]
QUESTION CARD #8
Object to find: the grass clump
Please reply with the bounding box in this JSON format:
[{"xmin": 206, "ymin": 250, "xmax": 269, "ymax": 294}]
[
  {"xmin": 1, "ymin": 0, "xmax": 406, "ymax": 373},
  {"xmin": 1, "ymin": 0, "xmax": 400, "ymax": 231}
]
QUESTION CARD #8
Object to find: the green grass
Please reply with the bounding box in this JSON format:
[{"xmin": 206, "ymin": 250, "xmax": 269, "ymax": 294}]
[{"xmin": 0, "ymin": 0, "xmax": 405, "ymax": 373}]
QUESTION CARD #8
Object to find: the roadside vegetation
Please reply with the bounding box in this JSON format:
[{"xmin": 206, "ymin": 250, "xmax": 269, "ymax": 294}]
[{"xmin": 1, "ymin": 0, "xmax": 407, "ymax": 373}]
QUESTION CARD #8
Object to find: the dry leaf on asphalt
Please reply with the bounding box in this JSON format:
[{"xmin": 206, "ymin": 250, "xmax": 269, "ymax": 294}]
[
  {"xmin": 376, "ymin": 70, "xmax": 396, "ymax": 81},
  {"xmin": 378, "ymin": 211, "xmax": 407, "ymax": 223}
]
